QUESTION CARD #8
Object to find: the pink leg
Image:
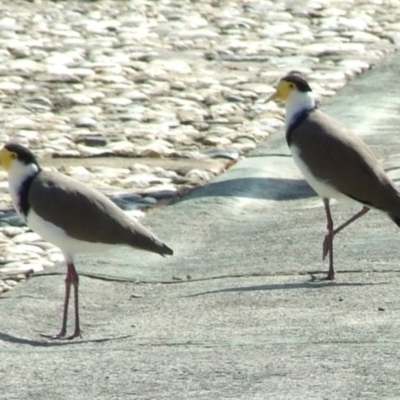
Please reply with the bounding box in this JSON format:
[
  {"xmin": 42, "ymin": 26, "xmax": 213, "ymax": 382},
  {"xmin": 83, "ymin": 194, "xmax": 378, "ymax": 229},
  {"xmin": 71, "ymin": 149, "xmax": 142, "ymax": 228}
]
[
  {"xmin": 322, "ymin": 205, "xmax": 370, "ymax": 260},
  {"xmin": 323, "ymin": 199, "xmax": 335, "ymax": 280},
  {"xmin": 66, "ymin": 262, "xmax": 82, "ymax": 340},
  {"xmin": 41, "ymin": 262, "xmax": 82, "ymax": 340},
  {"xmin": 41, "ymin": 262, "xmax": 72, "ymax": 339}
]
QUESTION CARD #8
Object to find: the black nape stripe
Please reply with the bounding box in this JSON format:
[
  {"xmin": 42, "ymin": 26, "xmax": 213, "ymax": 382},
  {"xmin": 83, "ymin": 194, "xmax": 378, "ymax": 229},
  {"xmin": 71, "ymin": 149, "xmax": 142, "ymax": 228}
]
[
  {"xmin": 18, "ymin": 175, "xmax": 35, "ymax": 217},
  {"xmin": 286, "ymin": 107, "xmax": 317, "ymax": 145}
]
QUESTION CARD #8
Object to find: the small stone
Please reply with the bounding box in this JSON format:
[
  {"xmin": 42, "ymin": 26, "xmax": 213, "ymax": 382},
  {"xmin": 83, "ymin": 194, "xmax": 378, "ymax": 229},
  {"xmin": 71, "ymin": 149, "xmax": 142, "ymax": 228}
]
[
  {"xmin": 120, "ymin": 173, "xmax": 164, "ymax": 188},
  {"xmin": 73, "ymin": 116, "xmax": 97, "ymax": 128},
  {"xmin": 45, "ymin": 52, "xmax": 84, "ymax": 66},
  {"xmin": 224, "ymin": 93, "xmax": 245, "ymax": 102},
  {"xmin": 185, "ymin": 169, "xmax": 211, "ymax": 182},
  {"xmin": 301, "ymin": 42, "xmax": 365, "ymax": 57},
  {"xmin": 7, "ymin": 244, "xmax": 44, "ymax": 255},
  {"xmin": 151, "ymin": 59, "xmax": 192, "ymax": 74},
  {"xmin": 178, "ymin": 109, "xmax": 206, "ymax": 124},
  {"xmin": 32, "ymin": 242, "xmax": 57, "ymax": 251},
  {"xmin": 0, "ymin": 17, "xmax": 17, "ymax": 28},
  {"xmin": 202, "ymin": 136, "xmax": 232, "ymax": 146},
  {"xmin": 68, "ymin": 68, "xmax": 95, "ymax": 78},
  {"xmin": 202, "ymin": 148, "xmax": 240, "ymax": 160},
  {"xmin": 6, "ymin": 117, "xmax": 36, "ymax": 129},
  {"xmin": 177, "ymin": 29, "xmax": 219, "ymax": 39},
  {"xmin": 110, "ymin": 193, "xmax": 142, "ymax": 207},
  {"xmin": 2, "ymin": 214, "xmax": 26, "ymax": 227},
  {"xmin": 7, "ymin": 43, "xmax": 31, "ymax": 58},
  {"xmin": 347, "ymin": 31, "xmax": 380, "ymax": 43},
  {"xmin": 0, "ymin": 81, "xmax": 21, "ymax": 92},
  {"xmin": 90, "ymin": 167, "xmax": 131, "ymax": 179},
  {"xmin": 182, "ymin": 92, "xmax": 205, "ymax": 103},
  {"xmin": 13, "ymin": 232, "xmax": 41, "ymax": 244},
  {"xmin": 74, "ymin": 133, "xmax": 107, "ymax": 147},
  {"xmin": 140, "ymin": 196, "xmax": 157, "ymax": 207},
  {"xmin": 338, "ymin": 59, "xmax": 369, "ymax": 74},
  {"xmin": 23, "ymin": 95, "xmax": 52, "ymax": 108},
  {"xmin": 102, "ymin": 97, "xmax": 132, "ymax": 106},
  {"xmin": 66, "ymin": 166, "xmax": 92, "ymax": 182},
  {"xmin": 143, "ymin": 188, "xmax": 177, "ymax": 200},
  {"xmin": 170, "ymin": 81, "xmax": 187, "ymax": 91},
  {"xmin": 76, "ymin": 144, "xmax": 112, "ymax": 157},
  {"xmin": 37, "ymin": 72, "xmax": 81, "ymax": 84},
  {"xmin": 1, "ymin": 226, "xmax": 26, "ymax": 237},
  {"xmin": 125, "ymin": 209, "xmax": 146, "ymax": 220},
  {"xmin": 16, "ymin": 130, "xmax": 39, "ymax": 142},
  {"xmin": 132, "ymin": 164, "xmax": 152, "ymax": 173},
  {"xmin": 95, "ymin": 75, "xmax": 128, "ymax": 84},
  {"xmin": 138, "ymin": 142, "xmax": 174, "ymax": 157},
  {"xmin": 47, "ymin": 252, "xmax": 65, "ymax": 264},
  {"xmin": 231, "ymin": 141, "xmax": 256, "ymax": 153},
  {"xmin": 4, "ymin": 279, "xmax": 18, "ymax": 287},
  {"xmin": 210, "ymin": 103, "xmax": 245, "ymax": 118},
  {"xmin": 123, "ymin": 91, "xmax": 150, "ymax": 102},
  {"xmin": 64, "ymin": 93, "xmax": 94, "ymax": 105},
  {"xmin": 107, "ymin": 141, "xmax": 135, "ymax": 154}
]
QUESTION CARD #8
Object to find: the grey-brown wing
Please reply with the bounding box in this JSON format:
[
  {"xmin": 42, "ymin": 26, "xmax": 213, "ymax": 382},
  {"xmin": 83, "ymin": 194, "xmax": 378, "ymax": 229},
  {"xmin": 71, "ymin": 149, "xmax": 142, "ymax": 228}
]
[
  {"xmin": 291, "ymin": 110, "xmax": 400, "ymax": 213},
  {"xmin": 29, "ymin": 171, "xmax": 172, "ymax": 255}
]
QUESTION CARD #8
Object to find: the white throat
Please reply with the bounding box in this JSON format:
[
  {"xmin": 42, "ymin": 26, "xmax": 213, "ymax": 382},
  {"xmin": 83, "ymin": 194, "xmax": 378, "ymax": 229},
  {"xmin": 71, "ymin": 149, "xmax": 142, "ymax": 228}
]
[
  {"xmin": 8, "ymin": 161, "xmax": 39, "ymax": 217},
  {"xmin": 285, "ymin": 91, "xmax": 315, "ymax": 131}
]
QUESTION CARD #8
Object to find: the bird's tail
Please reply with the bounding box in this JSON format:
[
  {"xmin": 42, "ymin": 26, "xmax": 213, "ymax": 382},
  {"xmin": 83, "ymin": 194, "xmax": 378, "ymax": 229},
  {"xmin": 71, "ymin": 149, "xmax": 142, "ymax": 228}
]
[
  {"xmin": 160, "ymin": 242, "xmax": 173, "ymax": 256},
  {"xmin": 389, "ymin": 214, "xmax": 400, "ymax": 228},
  {"xmin": 141, "ymin": 237, "xmax": 173, "ymax": 257},
  {"xmin": 386, "ymin": 188, "xmax": 400, "ymax": 229}
]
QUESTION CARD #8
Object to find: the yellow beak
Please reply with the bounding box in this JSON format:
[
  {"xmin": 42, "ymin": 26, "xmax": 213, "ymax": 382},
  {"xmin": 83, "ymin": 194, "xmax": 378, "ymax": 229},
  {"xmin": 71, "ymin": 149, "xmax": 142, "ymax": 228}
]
[
  {"xmin": 0, "ymin": 148, "xmax": 11, "ymax": 170},
  {"xmin": 266, "ymin": 90, "xmax": 281, "ymax": 102}
]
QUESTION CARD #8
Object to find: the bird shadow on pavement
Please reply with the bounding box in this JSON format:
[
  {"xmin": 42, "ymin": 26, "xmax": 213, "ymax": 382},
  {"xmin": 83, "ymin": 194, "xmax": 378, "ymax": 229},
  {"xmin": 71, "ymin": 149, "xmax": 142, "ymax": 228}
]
[
  {"xmin": 186, "ymin": 280, "xmax": 388, "ymax": 297},
  {"xmin": 0, "ymin": 331, "xmax": 132, "ymax": 347},
  {"xmin": 176, "ymin": 177, "xmax": 315, "ymax": 202}
]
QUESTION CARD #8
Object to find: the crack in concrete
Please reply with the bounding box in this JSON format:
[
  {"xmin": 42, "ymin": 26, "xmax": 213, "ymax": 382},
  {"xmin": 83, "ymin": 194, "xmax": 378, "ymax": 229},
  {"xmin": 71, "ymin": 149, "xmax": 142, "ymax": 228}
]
[{"xmin": 26, "ymin": 268, "xmax": 397, "ymax": 285}]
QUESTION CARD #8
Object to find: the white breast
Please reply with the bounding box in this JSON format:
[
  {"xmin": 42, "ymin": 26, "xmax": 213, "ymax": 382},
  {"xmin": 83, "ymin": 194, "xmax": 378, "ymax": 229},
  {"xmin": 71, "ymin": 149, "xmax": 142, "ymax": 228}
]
[
  {"xmin": 290, "ymin": 144, "xmax": 350, "ymax": 201},
  {"xmin": 27, "ymin": 209, "xmax": 119, "ymax": 258},
  {"xmin": 8, "ymin": 179, "xmax": 26, "ymax": 220}
]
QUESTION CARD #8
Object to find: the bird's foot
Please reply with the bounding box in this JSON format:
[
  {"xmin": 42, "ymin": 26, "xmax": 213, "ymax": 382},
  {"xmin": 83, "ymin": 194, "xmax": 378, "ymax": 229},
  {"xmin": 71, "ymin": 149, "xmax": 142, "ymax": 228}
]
[
  {"xmin": 65, "ymin": 329, "xmax": 83, "ymax": 340},
  {"xmin": 326, "ymin": 271, "xmax": 335, "ymax": 281},
  {"xmin": 309, "ymin": 272, "xmax": 335, "ymax": 282},
  {"xmin": 40, "ymin": 330, "xmax": 67, "ymax": 340},
  {"xmin": 40, "ymin": 328, "xmax": 82, "ymax": 340}
]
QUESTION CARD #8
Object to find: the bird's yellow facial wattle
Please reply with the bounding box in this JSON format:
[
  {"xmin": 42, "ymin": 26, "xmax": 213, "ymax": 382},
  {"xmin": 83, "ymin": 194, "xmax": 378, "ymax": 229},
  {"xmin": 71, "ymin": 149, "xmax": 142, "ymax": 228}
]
[
  {"xmin": 267, "ymin": 80, "xmax": 296, "ymax": 102},
  {"xmin": 0, "ymin": 148, "xmax": 17, "ymax": 170}
]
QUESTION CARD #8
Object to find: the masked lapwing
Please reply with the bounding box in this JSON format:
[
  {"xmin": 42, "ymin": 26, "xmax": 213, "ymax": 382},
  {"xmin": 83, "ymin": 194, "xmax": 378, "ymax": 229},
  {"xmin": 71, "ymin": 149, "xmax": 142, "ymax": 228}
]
[
  {"xmin": 0, "ymin": 143, "xmax": 173, "ymax": 339},
  {"xmin": 268, "ymin": 72, "xmax": 400, "ymax": 280}
]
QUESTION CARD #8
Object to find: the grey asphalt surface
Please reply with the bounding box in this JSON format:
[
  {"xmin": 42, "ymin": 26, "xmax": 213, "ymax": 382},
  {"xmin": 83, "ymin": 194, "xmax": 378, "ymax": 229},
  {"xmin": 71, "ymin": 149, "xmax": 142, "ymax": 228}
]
[{"xmin": 2, "ymin": 55, "xmax": 400, "ymax": 400}]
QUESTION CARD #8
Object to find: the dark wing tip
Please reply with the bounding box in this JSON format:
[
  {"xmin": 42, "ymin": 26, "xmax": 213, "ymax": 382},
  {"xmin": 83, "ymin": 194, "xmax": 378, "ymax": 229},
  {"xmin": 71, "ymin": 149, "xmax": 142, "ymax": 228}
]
[
  {"xmin": 161, "ymin": 243, "xmax": 174, "ymax": 256},
  {"xmin": 389, "ymin": 214, "xmax": 400, "ymax": 228}
]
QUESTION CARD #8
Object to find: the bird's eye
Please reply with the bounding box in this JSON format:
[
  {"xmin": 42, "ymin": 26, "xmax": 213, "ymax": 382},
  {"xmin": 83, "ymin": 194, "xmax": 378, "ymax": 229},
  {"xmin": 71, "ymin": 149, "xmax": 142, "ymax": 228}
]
[
  {"xmin": 289, "ymin": 83, "xmax": 294, "ymax": 89},
  {"xmin": 10, "ymin": 153, "xmax": 16, "ymax": 159}
]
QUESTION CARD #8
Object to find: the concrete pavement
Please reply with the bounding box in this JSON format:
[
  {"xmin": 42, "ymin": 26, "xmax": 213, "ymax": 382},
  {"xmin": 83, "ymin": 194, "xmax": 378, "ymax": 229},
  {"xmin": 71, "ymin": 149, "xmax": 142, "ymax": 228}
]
[{"xmin": 2, "ymin": 54, "xmax": 400, "ymax": 399}]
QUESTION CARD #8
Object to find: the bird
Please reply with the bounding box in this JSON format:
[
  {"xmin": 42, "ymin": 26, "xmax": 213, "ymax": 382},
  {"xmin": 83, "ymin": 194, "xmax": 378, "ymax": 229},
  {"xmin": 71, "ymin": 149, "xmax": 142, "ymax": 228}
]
[
  {"xmin": 267, "ymin": 71, "xmax": 400, "ymax": 280},
  {"xmin": 0, "ymin": 143, "xmax": 173, "ymax": 339}
]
